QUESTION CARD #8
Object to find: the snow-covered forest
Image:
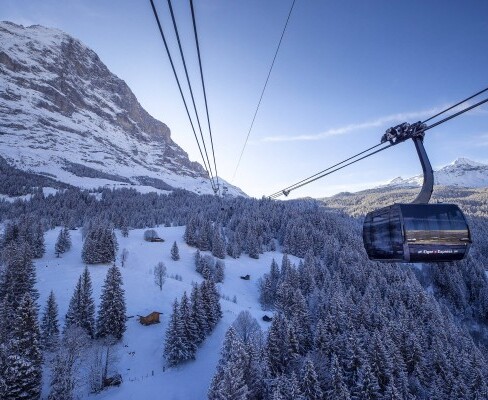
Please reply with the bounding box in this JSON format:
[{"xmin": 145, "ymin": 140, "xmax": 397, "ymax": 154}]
[{"xmin": 1, "ymin": 185, "xmax": 488, "ymax": 399}]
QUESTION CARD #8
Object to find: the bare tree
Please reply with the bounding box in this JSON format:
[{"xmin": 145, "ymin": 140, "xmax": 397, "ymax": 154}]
[
  {"xmin": 154, "ymin": 262, "xmax": 167, "ymax": 291},
  {"xmin": 120, "ymin": 248, "xmax": 129, "ymax": 268}
]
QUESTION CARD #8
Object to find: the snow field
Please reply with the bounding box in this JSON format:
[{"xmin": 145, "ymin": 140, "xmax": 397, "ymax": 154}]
[{"xmin": 36, "ymin": 226, "xmax": 289, "ymax": 399}]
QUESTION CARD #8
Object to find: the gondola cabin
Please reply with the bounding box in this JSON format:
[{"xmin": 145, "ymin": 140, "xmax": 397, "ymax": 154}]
[{"xmin": 363, "ymin": 203, "xmax": 471, "ymax": 262}]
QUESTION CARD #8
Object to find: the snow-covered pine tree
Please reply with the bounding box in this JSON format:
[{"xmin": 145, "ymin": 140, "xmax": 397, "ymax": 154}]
[
  {"xmin": 214, "ymin": 260, "xmax": 225, "ymax": 283},
  {"xmin": 184, "ymin": 216, "xmax": 198, "ymax": 247},
  {"xmin": 301, "ymin": 357, "xmax": 323, "ymax": 400},
  {"xmin": 30, "ymin": 218, "xmax": 46, "ymax": 259},
  {"xmin": 179, "ymin": 292, "xmax": 197, "ymax": 360},
  {"xmin": 208, "ymin": 327, "xmax": 249, "ymax": 400},
  {"xmin": 41, "ymin": 290, "xmax": 60, "ymax": 351},
  {"xmin": 171, "ymin": 241, "xmax": 180, "ymax": 261},
  {"xmin": 54, "ymin": 227, "xmax": 72, "ymax": 257},
  {"xmin": 64, "ymin": 266, "xmax": 96, "ymax": 338},
  {"xmin": 211, "ymin": 225, "xmax": 226, "ymax": 259},
  {"xmin": 194, "ymin": 250, "xmax": 202, "ymax": 273},
  {"xmin": 327, "ymin": 354, "xmax": 352, "ymax": 400},
  {"xmin": 96, "ymin": 264, "xmax": 126, "ymax": 340},
  {"xmin": 190, "ymin": 284, "xmax": 207, "ymax": 345},
  {"xmin": 201, "ymin": 280, "xmax": 222, "ymax": 333},
  {"xmin": 82, "ymin": 226, "xmax": 118, "ymax": 264},
  {"xmin": 0, "ymin": 240, "xmax": 39, "ymax": 310},
  {"xmin": 2, "ymin": 293, "xmax": 42, "ymax": 400},
  {"xmin": 164, "ymin": 299, "xmax": 188, "ymax": 367}
]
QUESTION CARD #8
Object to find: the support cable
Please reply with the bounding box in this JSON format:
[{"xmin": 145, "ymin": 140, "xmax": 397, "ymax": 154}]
[
  {"xmin": 166, "ymin": 0, "xmax": 216, "ymax": 186},
  {"xmin": 268, "ymin": 92, "xmax": 488, "ymax": 199},
  {"xmin": 233, "ymin": 0, "xmax": 297, "ymax": 180},
  {"xmin": 268, "ymin": 142, "xmax": 385, "ymax": 199},
  {"xmin": 269, "ymin": 143, "xmax": 393, "ymax": 199},
  {"xmin": 189, "ymin": 0, "xmax": 220, "ymax": 195},
  {"xmin": 422, "ymin": 86, "xmax": 488, "ymax": 124},
  {"xmin": 149, "ymin": 0, "xmax": 215, "ymax": 190}
]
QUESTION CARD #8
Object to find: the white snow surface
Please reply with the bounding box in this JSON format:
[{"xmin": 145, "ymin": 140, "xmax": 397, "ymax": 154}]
[
  {"xmin": 36, "ymin": 226, "xmax": 288, "ymax": 399},
  {"xmin": 378, "ymin": 158, "xmax": 488, "ymax": 188}
]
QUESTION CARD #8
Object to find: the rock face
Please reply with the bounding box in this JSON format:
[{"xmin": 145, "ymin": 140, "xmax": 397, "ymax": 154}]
[{"xmin": 0, "ymin": 21, "xmax": 244, "ymax": 196}]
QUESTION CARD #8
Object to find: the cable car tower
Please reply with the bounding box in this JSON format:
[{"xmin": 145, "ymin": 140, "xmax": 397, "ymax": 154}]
[{"xmin": 362, "ymin": 122, "xmax": 472, "ymax": 263}]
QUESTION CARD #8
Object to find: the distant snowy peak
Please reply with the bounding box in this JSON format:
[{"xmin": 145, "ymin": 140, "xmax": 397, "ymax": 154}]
[
  {"xmin": 380, "ymin": 158, "xmax": 488, "ymax": 188},
  {"xmin": 0, "ymin": 21, "xmax": 245, "ymax": 197}
]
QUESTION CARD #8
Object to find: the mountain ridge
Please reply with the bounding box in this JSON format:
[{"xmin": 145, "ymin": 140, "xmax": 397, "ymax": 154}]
[{"xmin": 377, "ymin": 157, "xmax": 488, "ymax": 189}]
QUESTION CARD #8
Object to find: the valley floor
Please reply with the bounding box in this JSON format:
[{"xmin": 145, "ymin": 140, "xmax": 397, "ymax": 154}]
[{"xmin": 36, "ymin": 226, "xmax": 289, "ymax": 400}]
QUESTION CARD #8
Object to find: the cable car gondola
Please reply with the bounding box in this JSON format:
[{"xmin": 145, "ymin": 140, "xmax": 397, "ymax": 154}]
[{"xmin": 362, "ymin": 122, "xmax": 471, "ymax": 263}]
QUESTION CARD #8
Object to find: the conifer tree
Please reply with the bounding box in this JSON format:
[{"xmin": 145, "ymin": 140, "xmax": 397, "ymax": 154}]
[
  {"xmin": 190, "ymin": 284, "xmax": 207, "ymax": 345},
  {"xmin": 208, "ymin": 327, "xmax": 249, "ymax": 400},
  {"xmin": 31, "ymin": 219, "xmax": 46, "ymax": 259},
  {"xmin": 41, "ymin": 290, "xmax": 60, "ymax": 351},
  {"xmin": 201, "ymin": 280, "xmax": 222, "ymax": 332},
  {"xmin": 0, "ymin": 241, "xmax": 39, "ymax": 311},
  {"xmin": 301, "ymin": 358, "xmax": 323, "ymax": 400},
  {"xmin": 82, "ymin": 226, "xmax": 118, "ymax": 264},
  {"xmin": 164, "ymin": 299, "xmax": 188, "ymax": 367},
  {"xmin": 2, "ymin": 294, "xmax": 42, "ymax": 400},
  {"xmin": 214, "ymin": 260, "xmax": 225, "ymax": 283},
  {"xmin": 96, "ymin": 264, "xmax": 126, "ymax": 340},
  {"xmin": 55, "ymin": 227, "xmax": 71, "ymax": 257},
  {"xmin": 179, "ymin": 292, "xmax": 197, "ymax": 360},
  {"xmin": 64, "ymin": 267, "xmax": 96, "ymax": 338},
  {"xmin": 327, "ymin": 354, "xmax": 352, "ymax": 400},
  {"xmin": 171, "ymin": 241, "xmax": 180, "ymax": 261},
  {"xmin": 211, "ymin": 225, "xmax": 226, "ymax": 259}
]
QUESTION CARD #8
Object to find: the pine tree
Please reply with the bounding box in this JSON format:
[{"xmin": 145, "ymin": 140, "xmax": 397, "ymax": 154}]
[
  {"xmin": 96, "ymin": 264, "xmax": 126, "ymax": 340},
  {"xmin": 164, "ymin": 299, "xmax": 188, "ymax": 367},
  {"xmin": 301, "ymin": 358, "xmax": 323, "ymax": 400},
  {"xmin": 208, "ymin": 327, "xmax": 249, "ymax": 400},
  {"xmin": 31, "ymin": 219, "xmax": 46, "ymax": 259},
  {"xmin": 190, "ymin": 284, "xmax": 207, "ymax": 345},
  {"xmin": 0, "ymin": 241, "xmax": 39, "ymax": 310},
  {"xmin": 214, "ymin": 260, "xmax": 225, "ymax": 283},
  {"xmin": 211, "ymin": 225, "xmax": 226, "ymax": 259},
  {"xmin": 327, "ymin": 354, "xmax": 351, "ymax": 400},
  {"xmin": 194, "ymin": 250, "xmax": 202, "ymax": 273},
  {"xmin": 352, "ymin": 362, "xmax": 380, "ymax": 400},
  {"xmin": 179, "ymin": 292, "xmax": 197, "ymax": 360},
  {"xmin": 54, "ymin": 227, "xmax": 71, "ymax": 257},
  {"xmin": 64, "ymin": 267, "xmax": 96, "ymax": 338},
  {"xmin": 41, "ymin": 290, "xmax": 60, "ymax": 351},
  {"xmin": 2, "ymin": 294, "xmax": 42, "ymax": 400},
  {"xmin": 201, "ymin": 280, "xmax": 222, "ymax": 333},
  {"xmin": 82, "ymin": 226, "xmax": 118, "ymax": 264},
  {"xmin": 171, "ymin": 241, "xmax": 180, "ymax": 261}
]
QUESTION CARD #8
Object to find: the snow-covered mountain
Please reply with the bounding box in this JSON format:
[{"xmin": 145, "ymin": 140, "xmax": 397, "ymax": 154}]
[
  {"xmin": 379, "ymin": 158, "xmax": 488, "ymax": 189},
  {"xmin": 0, "ymin": 21, "xmax": 244, "ymax": 197}
]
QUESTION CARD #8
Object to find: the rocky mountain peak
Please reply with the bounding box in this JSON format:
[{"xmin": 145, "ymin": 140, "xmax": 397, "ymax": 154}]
[{"xmin": 0, "ymin": 22, "xmax": 244, "ymax": 196}]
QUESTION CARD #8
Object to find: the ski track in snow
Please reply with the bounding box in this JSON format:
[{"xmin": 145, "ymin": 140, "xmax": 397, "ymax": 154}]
[{"xmin": 36, "ymin": 226, "xmax": 293, "ymax": 399}]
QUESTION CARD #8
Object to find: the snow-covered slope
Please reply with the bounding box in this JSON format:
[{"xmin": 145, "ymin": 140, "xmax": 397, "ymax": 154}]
[
  {"xmin": 0, "ymin": 22, "xmax": 244, "ymax": 197},
  {"xmin": 379, "ymin": 158, "xmax": 488, "ymax": 188},
  {"xmin": 37, "ymin": 226, "xmax": 283, "ymax": 399}
]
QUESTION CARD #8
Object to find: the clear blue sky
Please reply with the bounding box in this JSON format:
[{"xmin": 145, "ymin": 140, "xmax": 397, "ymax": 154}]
[{"xmin": 4, "ymin": 0, "xmax": 488, "ymax": 198}]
